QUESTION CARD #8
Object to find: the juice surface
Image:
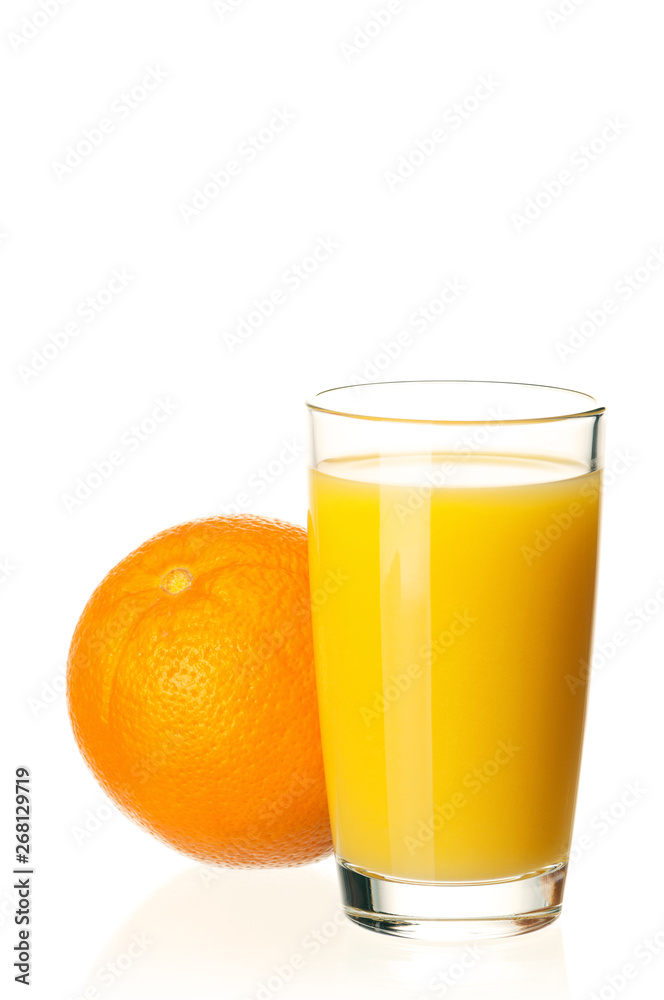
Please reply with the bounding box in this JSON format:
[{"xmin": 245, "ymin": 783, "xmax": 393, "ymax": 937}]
[{"xmin": 308, "ymin": 454, "xmax": 600, "ymax": 882}]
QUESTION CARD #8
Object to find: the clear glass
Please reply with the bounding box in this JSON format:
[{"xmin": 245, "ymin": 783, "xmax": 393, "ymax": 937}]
[{"xmin": 306, "ymin": 381, "xmax": 604, "ymax": 940}]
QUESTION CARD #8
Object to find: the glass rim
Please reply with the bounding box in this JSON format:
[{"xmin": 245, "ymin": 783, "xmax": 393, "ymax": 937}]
[{"xmin": 305, "ymin": 379, "xmax": 605, "ymax": 426}]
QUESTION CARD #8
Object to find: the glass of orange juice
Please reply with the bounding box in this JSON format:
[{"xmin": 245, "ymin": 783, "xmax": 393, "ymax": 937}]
[{"xmin": 306, "ymin": 381, "xmax": 604, "ymax": 939}]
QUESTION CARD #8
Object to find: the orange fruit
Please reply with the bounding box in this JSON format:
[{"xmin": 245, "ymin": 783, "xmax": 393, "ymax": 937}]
[{"xmin": 67, "ymin": 515, "xmax": 332, "ymax": 866}]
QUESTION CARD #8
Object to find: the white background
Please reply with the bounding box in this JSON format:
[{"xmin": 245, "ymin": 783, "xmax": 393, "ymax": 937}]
[{"xmin": 1, "ymin": 0, "xmax": 663, "ymax": 997}]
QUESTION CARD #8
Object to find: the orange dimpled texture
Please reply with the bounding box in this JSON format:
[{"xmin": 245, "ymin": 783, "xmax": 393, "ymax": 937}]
[{"xmin": 67, "ymin": 515, "xmax": 332, "ymax": 867}]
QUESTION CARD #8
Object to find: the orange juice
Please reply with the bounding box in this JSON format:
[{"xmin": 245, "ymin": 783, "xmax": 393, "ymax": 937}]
[{"xmin": 308, "ymin": 454, "xmax": 600, "ymax": 883}]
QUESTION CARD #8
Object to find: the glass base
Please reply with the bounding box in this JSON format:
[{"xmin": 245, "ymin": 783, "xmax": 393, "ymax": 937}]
[{"xmin": 337, "ymin": 858, "xmax": 566, "ymax": 941}]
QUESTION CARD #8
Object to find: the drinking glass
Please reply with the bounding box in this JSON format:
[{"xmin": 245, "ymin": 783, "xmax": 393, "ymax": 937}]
[{"xmin": 306, "ymin": 381, "xmax": 604, "ymax": 939}]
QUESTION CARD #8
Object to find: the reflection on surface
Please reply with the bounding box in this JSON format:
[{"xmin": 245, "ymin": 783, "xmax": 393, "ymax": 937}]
[{"xmin": 81, "ymin": 860, "xmax": 570, "ymax": 999}]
